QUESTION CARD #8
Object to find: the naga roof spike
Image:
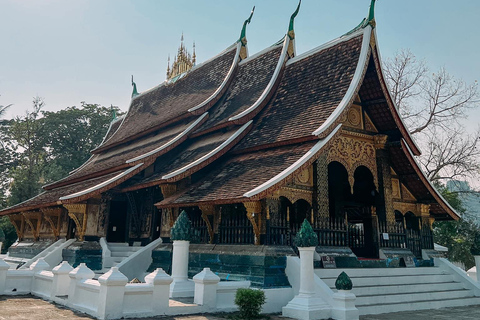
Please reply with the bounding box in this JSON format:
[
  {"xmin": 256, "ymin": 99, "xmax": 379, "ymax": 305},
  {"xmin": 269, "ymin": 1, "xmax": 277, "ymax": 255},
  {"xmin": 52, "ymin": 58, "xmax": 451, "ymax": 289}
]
[
  {"xmin": 239, "ymin": 6, "xmax": 255, "ymax": 45},
  {"xmin": 367, "ymin": 0, "xmax": 376, "ymax": 27},
  {"xmin": 288, "ymin": 0, "xmax": 301, "ymax": 39},
  {"xmin": 131, "ymin": 75, "xmax": 138, "ymax": 98}
]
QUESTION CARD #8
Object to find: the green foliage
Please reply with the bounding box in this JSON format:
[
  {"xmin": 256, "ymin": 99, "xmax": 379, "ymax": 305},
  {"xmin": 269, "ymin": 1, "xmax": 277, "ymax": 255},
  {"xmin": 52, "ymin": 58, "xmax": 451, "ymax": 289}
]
[
  {"xmin": 432, "ymin": 182, "xmax": 480, "ymax": 269},
  {"xmin": 234, "ymin": 288, "xmax": 266, "ymax": 319},
  {"xmin": 294, "ymin": 219, "xmax": 318, "ymax": 247},
  {"xmin": 0, "ymin": 217, "xmax": 16, "ymax": 253},
  {"xmin": 335, "ymin": 271, "xmax": 353, "ymax": 290},
  {"xmin": 170, "ymin": 210, "xmax": 192, "ymax": 241},
  {"xmin": 1, "ymin": 97, "xmax": 122, "ymax": 251}
]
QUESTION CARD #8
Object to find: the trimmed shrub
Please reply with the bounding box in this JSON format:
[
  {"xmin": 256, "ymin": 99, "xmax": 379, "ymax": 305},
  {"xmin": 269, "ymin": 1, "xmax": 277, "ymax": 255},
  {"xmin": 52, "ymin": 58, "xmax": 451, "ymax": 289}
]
[{"xmin": 234, "ymin": 288, "xmax": 266, "ymax": 319}]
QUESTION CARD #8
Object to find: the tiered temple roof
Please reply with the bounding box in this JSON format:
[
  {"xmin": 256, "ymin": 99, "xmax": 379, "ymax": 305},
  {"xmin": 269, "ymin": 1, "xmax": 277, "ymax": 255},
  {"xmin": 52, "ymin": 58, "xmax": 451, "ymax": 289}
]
[{"xmin": 0, "ymin": 1, "xmax": 459, "ymax": 221}]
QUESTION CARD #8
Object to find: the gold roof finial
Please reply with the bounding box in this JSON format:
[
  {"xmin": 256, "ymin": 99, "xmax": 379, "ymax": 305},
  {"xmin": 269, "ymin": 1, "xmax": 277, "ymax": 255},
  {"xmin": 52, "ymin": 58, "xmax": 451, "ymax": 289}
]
[{"xmin": 166, "ymin": 33, "xmax": 195, "ymax": 80}]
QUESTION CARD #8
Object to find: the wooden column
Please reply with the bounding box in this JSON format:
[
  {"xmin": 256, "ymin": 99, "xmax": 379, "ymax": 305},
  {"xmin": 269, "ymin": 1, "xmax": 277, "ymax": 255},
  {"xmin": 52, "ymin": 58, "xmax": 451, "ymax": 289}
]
[
  {"xmin": 63, "ymin": 204, "xmax": 87, "ymax": 241},
  {"xmin": 244, "ymin": 201, "xmax": 262, "ymax": 245},
  {"xmin": 198, "ymin": 204, "xmax": 215, "ymax": 244},
  {"xmin": 41, "ymin": 207, "xmax": 63, "ymax": 240},
  {"xmin": 374, "ymin": 134, "xmax": 395, "ymax": 226}
]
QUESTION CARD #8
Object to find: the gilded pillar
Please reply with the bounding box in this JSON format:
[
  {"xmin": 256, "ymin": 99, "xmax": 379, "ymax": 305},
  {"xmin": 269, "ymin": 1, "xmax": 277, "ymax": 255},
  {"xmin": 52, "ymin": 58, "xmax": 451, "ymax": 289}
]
[
  {"xmin": 63, "ymin": 204, "xmax": 87, "ymax": 241},
  {"xmin": 315, "ymin": 153, "xmax": 329, "ymax": 227},
  {"xmin": 417, "ymin": 204, "xmax": 432, "ymax": 230},
  {"xmin": 374, "ymin": 135, "xmax": 395, "ymax": 226},
  {"xmin": 199, "ymin": 204, "xmax": 215, "ymax": 244},
  {"xmin": 160, "ymin": 184, "xmax": 177, "ymax": 238},
  {"xmin": 243, "ymin": 201, "xmax": 262, "ymax": 245}
]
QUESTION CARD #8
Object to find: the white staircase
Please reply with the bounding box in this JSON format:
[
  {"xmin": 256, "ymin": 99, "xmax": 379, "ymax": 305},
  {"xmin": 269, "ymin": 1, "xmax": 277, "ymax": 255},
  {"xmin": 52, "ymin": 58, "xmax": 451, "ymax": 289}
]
[
  {"xmin": 108, "ymin": 243, "xmax": 142, "ymax": 266},
  {"xmin": 95, "ymin": 242, "xmax": 142, "ymax": 278},
  {"xmin": 316, "ymin": 267, "xmax": 480, "ymax": 315}
]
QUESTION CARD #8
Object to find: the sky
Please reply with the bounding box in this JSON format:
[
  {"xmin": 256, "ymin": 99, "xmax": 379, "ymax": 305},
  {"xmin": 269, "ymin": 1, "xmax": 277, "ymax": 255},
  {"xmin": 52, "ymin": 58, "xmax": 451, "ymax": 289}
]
[{"xmin": 1, "ymin": 0, "xmax": 479, "ymax": 131}]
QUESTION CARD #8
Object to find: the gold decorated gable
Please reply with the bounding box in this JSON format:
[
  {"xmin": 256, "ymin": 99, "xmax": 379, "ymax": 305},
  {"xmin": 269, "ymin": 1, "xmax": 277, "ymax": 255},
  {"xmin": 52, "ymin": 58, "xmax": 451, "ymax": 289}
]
[
  {"xmin": 401, "ymin": 184, "xmax": 416, "ymax": 201},
  {"xmin": 326, "ymin": 131, "xmax": 378, "ymax": 192}
]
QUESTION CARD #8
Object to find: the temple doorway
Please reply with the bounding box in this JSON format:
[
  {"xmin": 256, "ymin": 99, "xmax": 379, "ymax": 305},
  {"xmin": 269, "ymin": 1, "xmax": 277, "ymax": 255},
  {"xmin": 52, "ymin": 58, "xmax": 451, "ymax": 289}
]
[
  {"xmin": 107, "ymin": 201, "xmax": 128, "ymax": 242},
  {"xmin": 328, "ymin": 162, "xmax": 378, "ymax": 258}
]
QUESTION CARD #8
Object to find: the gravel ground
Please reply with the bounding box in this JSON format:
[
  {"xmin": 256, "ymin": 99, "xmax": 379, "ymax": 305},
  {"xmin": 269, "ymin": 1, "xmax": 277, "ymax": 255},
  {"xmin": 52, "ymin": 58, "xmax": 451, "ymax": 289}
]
[{"xmin": 1, "ymin": 295, "xmax": 480, "ymax": 320}]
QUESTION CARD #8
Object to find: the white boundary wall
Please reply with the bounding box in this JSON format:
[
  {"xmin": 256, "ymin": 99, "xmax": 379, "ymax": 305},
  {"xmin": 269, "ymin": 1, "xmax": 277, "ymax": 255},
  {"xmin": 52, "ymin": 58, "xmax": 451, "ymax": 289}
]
[{"xmin": 0, "ymin": 257, "xmax": 291, "ymax": 320}]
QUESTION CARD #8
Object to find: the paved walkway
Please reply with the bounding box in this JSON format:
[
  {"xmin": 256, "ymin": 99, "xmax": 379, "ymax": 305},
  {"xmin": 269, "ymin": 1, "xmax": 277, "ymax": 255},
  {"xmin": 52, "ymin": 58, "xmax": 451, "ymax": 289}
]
[{"xmin": 1, "ymin": 295, "xmax": 480, "ymax": 320}]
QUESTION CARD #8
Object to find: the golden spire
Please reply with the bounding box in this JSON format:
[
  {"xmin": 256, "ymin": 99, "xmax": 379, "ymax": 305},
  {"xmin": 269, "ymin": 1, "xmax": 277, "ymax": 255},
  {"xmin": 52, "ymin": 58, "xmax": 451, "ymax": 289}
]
[{"xmin": 167, "ymin": 33, "xmax": 195, "ymax": 80}]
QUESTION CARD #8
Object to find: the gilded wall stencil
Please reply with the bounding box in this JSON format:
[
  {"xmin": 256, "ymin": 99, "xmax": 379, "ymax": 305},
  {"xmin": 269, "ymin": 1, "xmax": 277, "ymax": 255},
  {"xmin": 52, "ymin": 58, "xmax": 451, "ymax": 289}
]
[
  {"xmin": 244, "ymin": 201, "xmax": 262, "ymax": 245},
  {"xmin": 160, "ymin": 184, "xmax": 177, "ymax": 198},
  {"xmin": 377, "ymin": 149, "xmax": 395, "ymax": 225},
  {"xmin": 327, "ymin": 133, "xmax": 378, "ymax": 193},
  {"xmin": 41, "ymin": 207, "xmax": 63, "ymax": 239},
  {"xmin": 391, "ymin": 178, "xmax": 401, "ymax": 199},
  {"xmin": 315, "ymin": 154, "xmax": 329, "ymax": 224},
  {"xmin": 63, "ymin": 204, "xmax": 87, "ymax": 241},
  {"xmin": 401, "ymin": 184, "xmax": 417, "ymax": 201},
  {"xmin": 294, "ymin": 167, "xmax": 313, "ymax": 187},
  {"xmin": 22, "ymin": 211, "xmax": 42, "ymax": 240},
  {"xmin": 9, "ymin": 214, "xmax": 25, "ymax": 240},
  {"xmin": 364, "ymin": 112, "xmax": 378, "ymax": 133}
]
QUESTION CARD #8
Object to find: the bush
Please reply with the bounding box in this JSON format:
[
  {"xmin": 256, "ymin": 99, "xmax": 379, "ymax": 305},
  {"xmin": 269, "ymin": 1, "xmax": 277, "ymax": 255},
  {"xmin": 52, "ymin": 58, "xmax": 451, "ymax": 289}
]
[{"xmin": 234, "ymin": 288, "xmax": 266, "ymax": 319}]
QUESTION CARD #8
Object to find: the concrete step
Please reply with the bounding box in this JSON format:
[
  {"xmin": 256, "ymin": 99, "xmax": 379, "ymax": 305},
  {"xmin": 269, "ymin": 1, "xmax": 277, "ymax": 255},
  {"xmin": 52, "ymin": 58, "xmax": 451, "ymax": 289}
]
[
  {"xmin": 108, "ymin": 246, "xmax": 142, "ymax": 253},
  {"xmin": 356, "ymin": 288, "xmax": 474, "ymax": 306},
  {"xmin": 358, "ymin": 296, "xmax": 480, "ymax": 315},
  {"xmin": 107, "ymin": 242, "xmax": 129, "ymax": 247},
  {"xmin": 322, "ymin": 273, "xmax": 454, "ymax": 287},
  {"xmin": 316, "ymin": 267, "xmax": 444, "ymax": 279},
  {"xmin": 347, "ymin": 281, "xmax": 465, "ymax": 296},
  {"xmin": 112, "ymin": 257, "xmax": 125, "ymax": 263},
  {"xmin": 110, "ymin": 251, "xmax": 134, "ymax": 257}
]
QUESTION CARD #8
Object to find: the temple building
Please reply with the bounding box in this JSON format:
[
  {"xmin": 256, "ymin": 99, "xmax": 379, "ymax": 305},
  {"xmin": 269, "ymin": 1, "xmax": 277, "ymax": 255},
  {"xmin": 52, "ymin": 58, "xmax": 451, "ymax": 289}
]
[{"xmin": 0, "ymin": 0, "xmax": 459, "ymax": 287}]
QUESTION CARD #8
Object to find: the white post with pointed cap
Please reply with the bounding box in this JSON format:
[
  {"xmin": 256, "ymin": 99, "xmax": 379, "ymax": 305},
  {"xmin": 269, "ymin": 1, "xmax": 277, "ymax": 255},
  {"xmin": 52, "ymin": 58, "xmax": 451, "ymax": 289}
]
[
  {"xmin": 145, "ymin": 268, "xmax": 173, "ymax": 314},
  {"xmin": 193, "ymin": 267, "xmax": 220, "ymax": 309},
  {"xmin": 283, "ymin": 247, "xmax": 331, "ymax": 320},
  {"xmin": 170, "ymin": 240, "xmax": 194, "ymax": 297},
  {"xmin": 51, "ymin": 261, "xmax": 74, "ymax": 299},
  {"xmin": 332, "ymin": 289, "xmax": 358, "ymax": 320},
  {"xmin": 97, "ymin": 267, "xmax": 128, "ymax": 320},
  {"xmin": 68, "ymin": 263, "xmax": 95, "ymax": 307},
  {"xmin": 0, "ymin": 258, "xmax": 10, "ymax": 294}
]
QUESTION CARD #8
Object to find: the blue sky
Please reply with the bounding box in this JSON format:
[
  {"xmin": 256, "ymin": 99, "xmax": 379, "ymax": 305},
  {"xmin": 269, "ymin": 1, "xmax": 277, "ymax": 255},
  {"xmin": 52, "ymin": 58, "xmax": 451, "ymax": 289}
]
[{"xmin": 1, "ymin": 0, "xmax": 479, "ymax": 129}]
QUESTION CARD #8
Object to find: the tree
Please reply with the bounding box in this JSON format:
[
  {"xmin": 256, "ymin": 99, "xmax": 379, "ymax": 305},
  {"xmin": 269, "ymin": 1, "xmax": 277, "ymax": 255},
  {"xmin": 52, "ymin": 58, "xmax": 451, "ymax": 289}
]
[
  {"xmin": 7, "ymin": 97, "xmax": 47, "ymax": 205},
  {"xmin": 41, "ymin": 102, "xmax": 121, "ymax": 180},
  {"xmin": 384, "ymin": 50, "xmax": 480, "ymax": 184},
  {"xmin": 432, "ymin": 183, "xmax": 480, "ymax": 269}
]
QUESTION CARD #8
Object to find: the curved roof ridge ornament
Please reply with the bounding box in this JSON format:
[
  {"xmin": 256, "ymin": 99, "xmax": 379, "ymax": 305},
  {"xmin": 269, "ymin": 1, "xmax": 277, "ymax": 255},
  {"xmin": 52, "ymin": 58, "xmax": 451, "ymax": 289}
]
[
  {"xmin": 238, "ymin": 6, "xmax": 255, "ymax": 60},
  {"xmin": 131, "ymin": 75, "xmax": 139, "ymax": 98},
  {"xmin": 367, "ymin": 0, "xmax": 377, "ymax": 28},
  {"xmin": 343, "ymin": 0, "xmax": 377, "ymax": 36},
  {"xmin": 287, "ymin": 0, "xmax": 301, "ymax": 58},
  {"xmin": 288, "ymin": 0, "xmax": 301, "ymax": 39}
]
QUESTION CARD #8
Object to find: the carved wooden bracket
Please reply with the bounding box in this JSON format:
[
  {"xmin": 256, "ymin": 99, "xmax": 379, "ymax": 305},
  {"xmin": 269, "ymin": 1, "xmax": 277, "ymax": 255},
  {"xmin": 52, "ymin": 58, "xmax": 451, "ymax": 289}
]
[
  {"xmin": 199, "ymin": 205, "xmax": 215, "ymax": 244},
  {"xmin": 274, "ymin": 187, "xmax": 313, "ymax": 206},
  {"xmin": 9, "ymin": 214, "xmax": 25, "ymax": 241},
  {"xmin": 244, "ymin": 201, "xmax": 262, "ymax": 245},
  {"xmin": 160, "ymin": 184, "xmax": 177, "ymax": 198},
  {"xmin": 22, "ymin": 211, "xmax": 42, "ymax": 240},
  {"xmin": 63, "ymin": 204, "xmax": 87, "ymax": 241},
  {"xmin": 41, "ymin": 207, "xmax": 63, "ymax": 239}
]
